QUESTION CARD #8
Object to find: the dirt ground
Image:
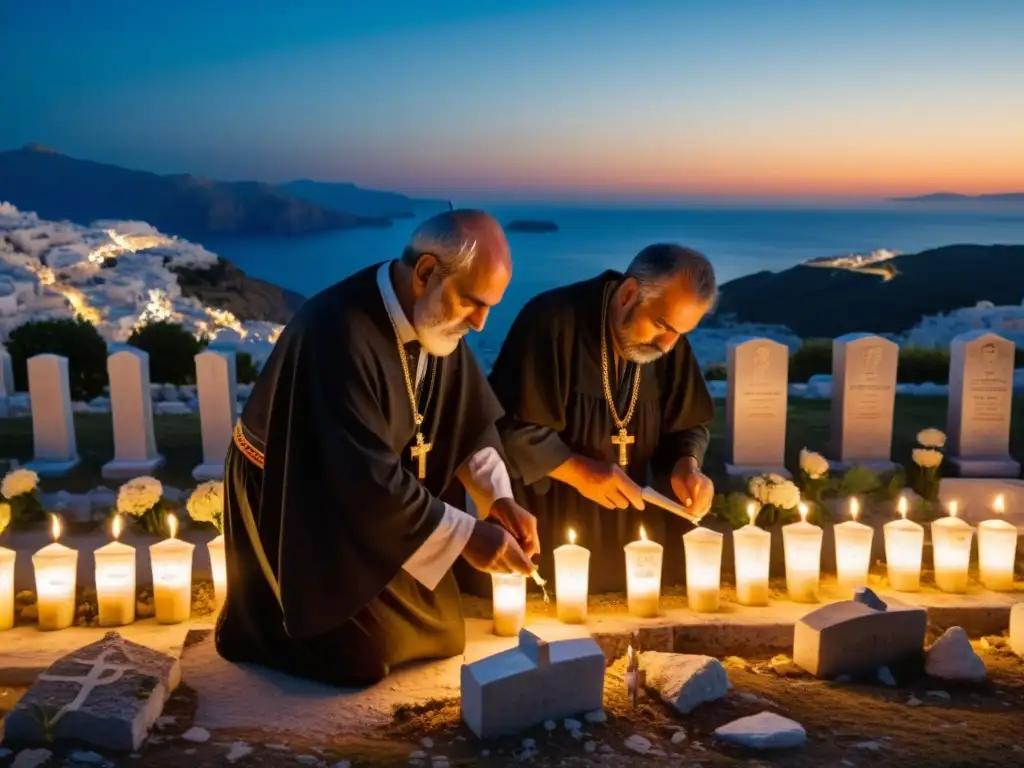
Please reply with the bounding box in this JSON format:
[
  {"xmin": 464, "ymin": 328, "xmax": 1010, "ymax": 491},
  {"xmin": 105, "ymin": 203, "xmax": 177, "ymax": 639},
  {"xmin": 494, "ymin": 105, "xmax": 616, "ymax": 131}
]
[{"xmin": 3, "ymin": 636, "xmax": 1024, "ymax": 768}]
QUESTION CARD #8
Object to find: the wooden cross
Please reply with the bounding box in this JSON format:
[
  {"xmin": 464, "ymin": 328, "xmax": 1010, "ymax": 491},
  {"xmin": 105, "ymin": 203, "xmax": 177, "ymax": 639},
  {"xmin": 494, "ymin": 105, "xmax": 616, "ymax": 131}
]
[
  {"xmin": 611, "ymin": 427, "xmax": 634, "ymax": 467},
  {"xmin": 410, "ymin": 432, "xmax": 432, "ymax": 480}
]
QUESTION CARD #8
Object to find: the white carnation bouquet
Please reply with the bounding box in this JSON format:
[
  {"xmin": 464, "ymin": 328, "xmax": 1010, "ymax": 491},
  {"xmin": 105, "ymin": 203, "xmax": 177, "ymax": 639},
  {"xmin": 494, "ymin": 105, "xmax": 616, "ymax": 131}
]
[
  {"xmin": 747, "ymin": 473, "xmax": 803, "ymax": 526},
  {"xmin": 187, "ymin": 480, "xmax": 224, "ymax": 534},
  {"xmin": 910, "ymin": 428, "xmax": 945, "ymax": 504},
  {"xmin": 0, "ymin": 467, "xmax": 44, "ymax": 527},
  {"xmin": 116, "ymin": 476, "xmax": 166, "ymax": 535},
  {"xmin": 797, "ymin": 448, "xmax": 830, "ymax": 505}
]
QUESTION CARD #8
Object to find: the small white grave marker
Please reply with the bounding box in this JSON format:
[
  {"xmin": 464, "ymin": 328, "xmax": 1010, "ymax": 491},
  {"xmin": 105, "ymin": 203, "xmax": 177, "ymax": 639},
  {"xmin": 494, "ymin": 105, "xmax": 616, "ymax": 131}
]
[
  {"xmin": 24, "ymin": 354, "xmax": 79, "ymax": 475},
  {"xmin": 102, "ymin": 347, "xmax": 165, "ymax": 479},
  {"xmin": 726, "ymin": 337, "xmax": 790, "ymax": 478},
  {"xmin": 193, "ymin": 348, "xmax": 237, "ymax": 481}
]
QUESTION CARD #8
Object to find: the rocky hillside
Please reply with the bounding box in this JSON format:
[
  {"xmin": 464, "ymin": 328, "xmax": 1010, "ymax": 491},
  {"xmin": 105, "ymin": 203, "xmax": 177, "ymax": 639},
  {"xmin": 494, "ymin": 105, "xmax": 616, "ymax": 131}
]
[
  {"xmin": 716, "ymin": 244, "xmax": 1024, "ymax": 338},
  {"xmin": 173, "ymin": 258, "xmax": 305, "ymax": 325},
  {"xmin": 280, "ymin": 179, "xmax": 443, "ymax": 219}
]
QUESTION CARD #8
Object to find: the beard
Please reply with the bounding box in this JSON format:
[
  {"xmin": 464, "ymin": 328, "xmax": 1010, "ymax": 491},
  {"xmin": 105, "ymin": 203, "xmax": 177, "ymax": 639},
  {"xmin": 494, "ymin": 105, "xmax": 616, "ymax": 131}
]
[
  {"xmin": 613, "ymin": 305, "xmax": 665, "ymax": 364},
  {"xmin": 413, "ymin": 289, "xmax": 467, "ymax": 357}
]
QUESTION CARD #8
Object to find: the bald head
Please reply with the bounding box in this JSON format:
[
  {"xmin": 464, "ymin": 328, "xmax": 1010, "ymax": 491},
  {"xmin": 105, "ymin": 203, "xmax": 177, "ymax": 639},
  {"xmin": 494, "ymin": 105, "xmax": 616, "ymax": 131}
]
[{"xmin": 399, "ymin": 209, "xmax": 512, "ymax": 357}]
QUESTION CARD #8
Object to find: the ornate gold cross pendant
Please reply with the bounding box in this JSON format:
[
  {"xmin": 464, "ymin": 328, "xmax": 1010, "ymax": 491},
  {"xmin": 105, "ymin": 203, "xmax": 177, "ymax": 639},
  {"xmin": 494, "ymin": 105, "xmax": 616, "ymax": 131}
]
[
  {"xmin": 611, "ymin": 427, "xmax": 634, "ymax": 467},
  {"xmin": 410, "ymin": 432, "xmax": 432, "ymax": 480}
]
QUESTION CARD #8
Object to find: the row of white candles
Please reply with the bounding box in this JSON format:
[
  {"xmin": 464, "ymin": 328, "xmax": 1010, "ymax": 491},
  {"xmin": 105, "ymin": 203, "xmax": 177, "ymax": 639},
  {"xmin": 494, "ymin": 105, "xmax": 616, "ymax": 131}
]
[
  {"xmin": 0, "ymin": 513, "xmax": 227, "ymax": 631},
  {"xmin": 491, "ymin": 494, "xmax": 1020, "ymax": 636}
]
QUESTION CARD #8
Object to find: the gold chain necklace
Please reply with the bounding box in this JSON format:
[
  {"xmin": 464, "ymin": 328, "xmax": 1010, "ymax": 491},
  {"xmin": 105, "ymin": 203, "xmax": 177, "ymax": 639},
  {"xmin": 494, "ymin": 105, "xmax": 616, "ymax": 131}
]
[
  {"xmin": 600, "ymin": 282, "xmax": 642, "ymax": 467},
  {"xmin": 386, "ymin": 311, "xmax": 438, "ymax": 480}
]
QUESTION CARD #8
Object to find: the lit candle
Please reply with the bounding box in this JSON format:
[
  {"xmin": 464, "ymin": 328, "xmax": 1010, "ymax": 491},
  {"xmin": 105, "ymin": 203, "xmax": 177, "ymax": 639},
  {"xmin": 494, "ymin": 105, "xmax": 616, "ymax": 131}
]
[
  {"xmin": 884, "ymin": 495, "xmax": 924, "ymax": 592},
  {"xmin": 978, "ymin": 494, "xmax": 1017, "ymax": 591},
  {"xmin": 207, "ymin": 533, "xmax": 227, "ymax": 609},
  {"xmin": 833, "ymin": 496, "xmax": 875, "ymax": 593},
  {"xmin": 491, "ymin": 572, "xmax": 526, "ymax": 636},
  {"xmin": 684, "ymin": 526, "xmax": 723, "ymax": 612},
  {"xmin": 554, "ymin": 527, "xmax": 590, "ymax": 623},
  {"xmin": 624, "ymin": 525, "xmax": 663, "ymax": 617},
  {"xmin": 0, "ymin": 545, "xmax": 14, "ymax": 631},
  {"xmin": 93, "ymin": 515, "xmax": 136, "ymax": 626},
  {"xmin": 733, "ymin": 502, "xmax": 771, "ymax": 606},
  {"xmin": 782, "ymin": 503, "xmax": 822, "ymax": 603},
  {"xmin": 149, "ymin": 513, "xmax": 195, "ymax": 624},
  {"xmin": 930, "ymin": 501, "xmax": 974, "ymax": 593},
  {"xmin": 32, "ymin": 514, "xmax": 78, "ymax": 630}
]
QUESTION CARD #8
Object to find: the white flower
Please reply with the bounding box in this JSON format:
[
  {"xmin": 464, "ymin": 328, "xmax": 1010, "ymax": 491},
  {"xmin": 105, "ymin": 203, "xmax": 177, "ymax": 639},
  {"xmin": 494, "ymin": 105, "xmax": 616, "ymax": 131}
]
[
  {"xmin": 916, "ymin": 428, "xmax": 947, "ymax": 449},
  {"xmin": 0, "ymin": 502, "xmax": 10, "ymax": 535},
  {"xmin": 187, "ymin": 480, "xmax": 224, "ymax": 528},
  {"xmin": 116, "ymin": 476, "xmax": 164, "ymax": 516},
  {"xmin": 747, "ymin": 473, "xmax": 801, "ymax": 510},
  {"xmin": 912, "ymin": 448, "xmax": 943, "ymax": 469},
  {"xmin": 799, "ymin": 449, "xmax": 829, "ymax": 480},
  {"xmin": 1, "ymin": 468, "xmax": 39, "ymax": 500},
  {"xmin": 769, "ymin": 480, "xmax": 802, "ymax": 511}
]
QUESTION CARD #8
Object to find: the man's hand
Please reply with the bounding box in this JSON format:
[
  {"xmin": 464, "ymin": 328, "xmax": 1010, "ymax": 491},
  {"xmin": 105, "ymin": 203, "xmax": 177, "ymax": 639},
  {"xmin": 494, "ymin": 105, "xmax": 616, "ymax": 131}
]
[
  {"xmin": 488, "ymin": 498, "xmax": 540, "ymax": 560},
  {"xmin": 462, "ymin": 520, "xmax": 534, "ymax": 575},
  {"xmin": 670, "ymin": 457, "xmax": 714, "ymax": 519},
  {"xmin": 560, "ymin": 455, "xmax": 645, "ymax": 511}
]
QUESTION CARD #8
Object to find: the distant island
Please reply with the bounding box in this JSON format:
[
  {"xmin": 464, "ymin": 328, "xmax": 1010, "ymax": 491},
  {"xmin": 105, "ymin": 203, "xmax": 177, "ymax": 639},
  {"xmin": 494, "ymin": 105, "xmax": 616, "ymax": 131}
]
[
  {"xmin": 891, "ymin": 192, "xmax": 1024, "ymax": 204},
  {"xmin": 0, "ymin": 144, "xmax": 442, "ymax": 239},
  {"xmin": 506, "ymin": 219, "xmax": 559, "ymax": 233},
  {"xmin": 716, "ymin": 244, "xmax": 1024, "ymax": 338}
]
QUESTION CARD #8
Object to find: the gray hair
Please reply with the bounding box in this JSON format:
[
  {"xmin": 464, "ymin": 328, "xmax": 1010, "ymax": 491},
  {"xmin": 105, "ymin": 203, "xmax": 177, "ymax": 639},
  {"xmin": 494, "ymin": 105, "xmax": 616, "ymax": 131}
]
[
  {"xmin": 400, "ymin": 210, "xmax": 483, "ymax": 277},
  {"xmin": 625, "ymin": 243, "xmax": 718, "ymax": 304}
]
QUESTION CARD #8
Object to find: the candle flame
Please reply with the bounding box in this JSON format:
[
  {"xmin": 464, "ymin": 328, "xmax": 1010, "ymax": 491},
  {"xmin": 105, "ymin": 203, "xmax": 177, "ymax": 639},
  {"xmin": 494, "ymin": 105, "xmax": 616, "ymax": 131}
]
[
  {"xmin": 50, "ymin": 513, "xmax": 61, "ymax": 541},
  {"xmin": 798, "ymin": 502, "xmax": 809, "ymax": 523},
  {"xmin": 994, "ymin": 494, "xmax": 1005, "ymax": 514},
  {"xmin": 897, "ymin": 496, "xmax": 908, "ymax": 520},
  {"xmin": 112, "ymin": 514, "xmax": 123, "ymax": 540},
  {"xmin": 948, "ymin": 500, "xmax": 958, "ymax": 519},
  {"xmin": 639, "ymin": 525, "xmax": 648, "ymax": 542},
  {"xmin": 849, "ymin": 496, "xmax": 860, "ymax": 522},
  {"xmin": 747, "ymin": 501, "xmax": 756, "ymax": 525},
  {"xmin": 568, "ymin": 527, "xmax": 576, "ymax": 545},
  {"xmin": 167, "ymin": 513, "xmax": 179, "ymax": 539}
]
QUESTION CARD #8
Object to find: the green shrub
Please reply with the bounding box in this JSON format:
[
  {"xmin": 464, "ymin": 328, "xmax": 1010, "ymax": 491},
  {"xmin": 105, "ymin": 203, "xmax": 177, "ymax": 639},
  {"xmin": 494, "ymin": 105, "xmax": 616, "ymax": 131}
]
[
  {"xmin": 6, "ymin": 318, "xmax": 108, "ymax": 401},
  {"xmin": 128, "ymin": 321, "xmax": 208, "ymax": 385},
  {"xmin": 789, "ymin": 338, "xmax": 832, "ymax": 382},
  {"xmin": 898, "ymin": 347, "xmax": 950, "ymax": 384},
  {"xmin": 703, "ymin": 362, "xmax": 727, "ymax": 381},
  {"xmin": 236, "ymin": 352, "xmax": 258, "ymax": 384}
]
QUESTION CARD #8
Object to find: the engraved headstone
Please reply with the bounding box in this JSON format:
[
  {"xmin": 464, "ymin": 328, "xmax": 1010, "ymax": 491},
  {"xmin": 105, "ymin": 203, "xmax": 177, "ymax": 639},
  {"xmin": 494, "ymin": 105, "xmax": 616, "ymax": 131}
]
[
  {"xmin": 192, "ymin": 349, "xmax": 237, "ymax": 480},
  {"xmin": 946, "ymin": 331, "xmax": 1019, "ymax": 477},
  {"xmin": 726, "ymin": 337, "xmax": 790, "ymax": 478},
  {"xmin": 3, "ymin": 631, "xmax": 181, "ymax": 752},
  {"xmin": 102, "ymin": 347, "xmax": 165, "ymax": 479},
  {"xmin": 0, "ymin": 346, "xmax": 13, "ymax": 418},
  {"xmin": 24, "ymin": 354, "xmax": 79, "ymax": 475},
  {"xmin": 828, "ymin": 334, "xmax": 898, "ymax": 473}
]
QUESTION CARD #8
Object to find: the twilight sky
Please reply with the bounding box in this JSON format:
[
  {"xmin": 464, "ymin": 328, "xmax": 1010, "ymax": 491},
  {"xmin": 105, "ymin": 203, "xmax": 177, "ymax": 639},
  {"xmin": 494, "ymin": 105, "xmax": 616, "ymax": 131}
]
[{"xmin": 3, "ymin": 0, "xmax": 1023, "ymax": 200}]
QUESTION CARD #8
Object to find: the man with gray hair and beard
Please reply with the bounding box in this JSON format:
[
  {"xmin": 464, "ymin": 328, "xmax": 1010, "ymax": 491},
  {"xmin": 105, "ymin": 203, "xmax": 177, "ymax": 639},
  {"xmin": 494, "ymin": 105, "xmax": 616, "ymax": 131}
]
[
  {"xmin": 489, "ymin": 244, "xmax": 717, "ymax": 593},
  {"xmin": 217, "ymin": 209, "xmax": 539, "ymax": 686}
]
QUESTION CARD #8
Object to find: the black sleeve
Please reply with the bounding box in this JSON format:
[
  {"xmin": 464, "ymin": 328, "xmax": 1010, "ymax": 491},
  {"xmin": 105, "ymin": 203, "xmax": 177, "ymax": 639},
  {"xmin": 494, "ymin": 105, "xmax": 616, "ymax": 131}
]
[{"xmin": 650, "ymin": 336, "xmax": 716, "ymax": 481}]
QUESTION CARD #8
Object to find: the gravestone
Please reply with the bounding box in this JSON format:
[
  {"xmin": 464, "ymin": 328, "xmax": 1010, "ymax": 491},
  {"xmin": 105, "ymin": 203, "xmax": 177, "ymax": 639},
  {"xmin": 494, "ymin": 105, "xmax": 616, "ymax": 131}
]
[
  {"xmin": 23, "ymin": 354, "xmax": 79, "ymax": 475},
  {"xmin": 726, "ymin": 337, "xmax": 790, "ymax": 478},
  {"xmin": 193, "ymin": 348, "xmax": 237, "ymax": 481},
  {"xmin": 0, "ymin": 347, "xmax": 13, "ymax": 418},
  {"xmin": 828, "ymin": 334, "xmax": 899, "ymax": 473},
  {"xmin": 3, "ymin": 631, "xmax": 180, "ymax": 752},
  {"xmin": 946, "ymin": 331, "xmax": 1020, "ymax": 477},
  {"xmin": 102, "ymin": 347, "xmax": 165, "ymax": 479}
]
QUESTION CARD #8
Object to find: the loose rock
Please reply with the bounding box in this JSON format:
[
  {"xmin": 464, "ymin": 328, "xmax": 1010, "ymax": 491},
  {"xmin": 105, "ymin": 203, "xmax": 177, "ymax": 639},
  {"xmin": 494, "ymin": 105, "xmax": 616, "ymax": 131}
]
[
  {"xmin": 12, "ymin": 750, "xmax": 53, "ymax": 768},
  {"xmin": 877, "ymin": 667, "xmax": 896, "ymax": 686},
  {"xmin": 769, "ymin": 655, "xmax": 804, "ymax": 677},
  {"xmin": 182, "ymin": 727, "xmax": 211, "ymax": 743},
  {"xmin": 926, "ymin": 627, "xmax": 987, "ymax": 682},
  {"xmin": 671, "ymin": 730, "xmax": 688, "ymax": 745},
  {"xmin": 641, "ymin": 652, "xmax": 729, "ymax": 714},
  {"xmin": 714, "ymin": 712, "xmax": 807, "ymax": 749},
  {"xmin": 68, "ymin": 751, "xmax": 107, "ymax": 765},
  {"xmin": 927, "ymin": 690, "xmax": 951, "ymax": 700},
  {"xmin": 409, "ymin": 750, "xmax": 428, "ymax": 759},
  {"xmin": 421, "ymin": 737, "xmax": 434, "ymax": 748},
  {"xmin": 584, "ymin": 709, "xmax": 607, "ymax": 724},
  {"xmin": 226, "ymin": 742, "xmax": 254, "ymax": 762},
  {"xmin": 564, "ymin": 718, "xmax": 581, "ymax": 732},
  {"xmin": 907, "ymin": 696, "xmax": 923, "ymax": 707},
  {"xmin": 624, "ymin": 734, "xmax": 651, "ymax": 754}
]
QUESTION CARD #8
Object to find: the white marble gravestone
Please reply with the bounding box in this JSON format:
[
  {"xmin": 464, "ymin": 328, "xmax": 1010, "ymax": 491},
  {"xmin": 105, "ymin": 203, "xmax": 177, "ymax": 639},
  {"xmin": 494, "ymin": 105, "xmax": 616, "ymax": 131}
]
[
  {"xmin": 828, "ymin": 334, "xmax": 898, "ymax": 473},
  {"xmin": 193, "ymin": 348, "xmax": 237, "ymax": 481},
  {"xmin": 24, "ymin": 354, "xmax": 80, "ymax": 475},
  {"xmin": 946, "ymin": 331, "xmax": 1019, "ymax": 477},
  {"xmin": 102, "ymin": 347, "xmax": 165, "ymax": 479},
  {"xmin": 0, "ymin": 347, "xmax": 13, "ymax": 418},
  {"xmin": 726, "ymin": 337, "xmax": 790, "ymax": 478}
]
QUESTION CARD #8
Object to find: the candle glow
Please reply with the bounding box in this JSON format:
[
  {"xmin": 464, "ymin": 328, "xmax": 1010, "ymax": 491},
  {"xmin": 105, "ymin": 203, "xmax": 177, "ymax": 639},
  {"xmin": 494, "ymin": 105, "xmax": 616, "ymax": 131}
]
[
  {"xmin": 884, "ymin": 497, "xmax": 924, "ymax": 592},
  {"xmin": 978, "ymin": 494, "xmax": 1017, "ymax": 591},
  {"xmin": 207, "ymin": 534, "xmax": 227, "ymax": 609},
  {"xmin": 149, "ymin": 513, "xmax": 195, "ymax": 624},
  {"xmin": 32, "ymin": 514, "xmax": 78, "ymax": 630},
  {"xmin": 94, "ymin": 514, "xmax": 136, "ymax": 627},
  {"xmin": 783, "ymin": 502, "xmax": 822, "ymax": 603},
  {"xmin": 0, "ymin": 545, "xmax": 14, "ymax": 631},
  {"xmin": 684, "ymin": 526, "xmax": 724, "ymax": 612},
  {"xmin": 624, "ymin": 524, "xmax": 663, "ymax": 617},
  {"xmin": 734, "ymin": 506, "xmax": 771, "ymax": 606},
  {"xmin": 931, "ymin": 512, "xmax": 974, "ymax": 593},
  {"xmin": 834, "ymin": 496, "xmax": 874, "ymax": 593},
  {"xmin": 554, "ymin": 526, "xmax": 590, "ymax": 623},
  {"xmin": 491, "ymin": 572, "xmax": 527, "ymax": 636}
]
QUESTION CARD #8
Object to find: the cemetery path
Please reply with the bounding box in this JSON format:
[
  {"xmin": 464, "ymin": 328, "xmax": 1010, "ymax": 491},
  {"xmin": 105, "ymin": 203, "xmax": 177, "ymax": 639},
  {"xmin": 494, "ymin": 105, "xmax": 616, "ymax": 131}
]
[{"xmin": 3, "ymin": 641, "xmax": 1024, "ymax": 766}]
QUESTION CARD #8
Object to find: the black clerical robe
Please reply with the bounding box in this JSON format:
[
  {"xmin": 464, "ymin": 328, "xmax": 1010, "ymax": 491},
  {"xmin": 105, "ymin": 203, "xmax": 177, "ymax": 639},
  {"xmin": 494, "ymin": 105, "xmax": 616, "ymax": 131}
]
[
  {"xmin": 489, "ymin": 271, "xmax": 715, "ymax": 593},
  {"xmin": 215, "ymin": 263, "xmax": 504, "ymax": 686}
]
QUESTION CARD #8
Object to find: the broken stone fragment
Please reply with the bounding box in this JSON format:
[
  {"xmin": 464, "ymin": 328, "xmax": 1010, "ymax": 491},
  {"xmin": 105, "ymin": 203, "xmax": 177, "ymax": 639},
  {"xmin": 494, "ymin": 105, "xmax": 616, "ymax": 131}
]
[
  {"xmin": 640, "ymin": 652, "xmax": 729, "ymax": 714},
  {"xmin": 853, "ymin": 586, "xmax": 887, "ymax": 612},
  {"xmin": 3, "ymin": 631, "xmax": 180, "ymax": 752},
  {"xmin": 713, "ymin": 711, "xmax": 807, "ymax": 749},
  {"xmin": 925, "ymin": 627, "xmax": 987, "ymax": 683}
]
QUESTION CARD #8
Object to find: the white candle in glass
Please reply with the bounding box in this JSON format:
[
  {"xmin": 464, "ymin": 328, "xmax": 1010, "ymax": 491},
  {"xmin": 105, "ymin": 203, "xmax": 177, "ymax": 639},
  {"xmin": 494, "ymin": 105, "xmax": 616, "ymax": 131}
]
[
  {"xmin": 734, "ymin": 502, "xmax": 771, "ymax": 606},
  {"xmin": 834, "ymin": 496, "xmax": 874, "ymax": 593},
  {"xmin": 624, "ymin": 525, "xmax": 663, "ymax": 617},
  {"xmin": 884, "ymin": 495, "xmax": 924, "ymax": 592},
  {"xmin": 94, "ymin": 514, "xmax": 136, "ymax": 627},
  {"xmin": 931, "ymin": 501, "xmax": 974, "ymax": 593},
  {"xmin": 149, "ymin": 513, "xmax": 195, "ymax": 624},
  {"xmin": 491, "ymin": 572, "xmax": 526, "ymax": 636},
  {"xmin": 783, "ymin": 503, "xmax": 822, "ymax": 603},
  {"xmin": 32, "ymin": 514, "xmax": 78, "ymax": 631},
  {"xmin": 0, "ymin": 545, "xmax": 15, "ymax": 631},
  {"xmin": 978, "ymin": 494, "xmax": 1017, "ymax": 591},
  {"xmin": 554, "ymin": 527, "xmax": 590, "ymax": 624},
  {"xmin": 684, "ymin": 526, "xmax": 724, "ymax": 612},
  {"xmin": 207, "ymin": 533, "xmax": 227, "ymax": 609}
]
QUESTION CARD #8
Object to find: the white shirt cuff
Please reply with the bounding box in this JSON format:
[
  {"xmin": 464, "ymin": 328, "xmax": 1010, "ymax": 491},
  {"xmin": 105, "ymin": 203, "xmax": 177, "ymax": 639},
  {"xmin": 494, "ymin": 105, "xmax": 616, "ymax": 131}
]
[
  {"xmin": 464, "ymin": 447, "xmax": 513, "ymax": 516},
  {"xmin": 403, "ymin": 503, "xmax": 476, "ymax": 590}
]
